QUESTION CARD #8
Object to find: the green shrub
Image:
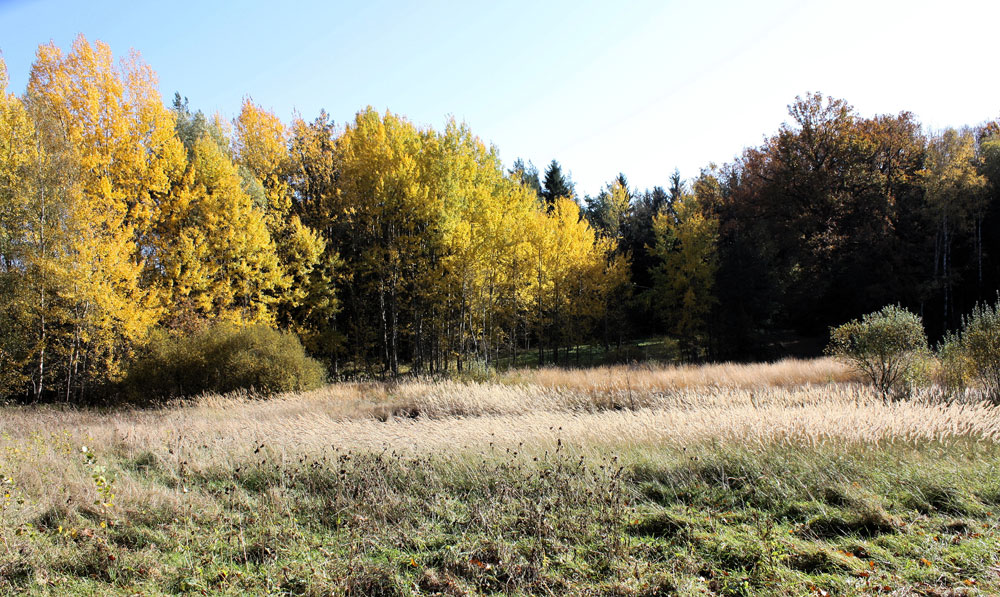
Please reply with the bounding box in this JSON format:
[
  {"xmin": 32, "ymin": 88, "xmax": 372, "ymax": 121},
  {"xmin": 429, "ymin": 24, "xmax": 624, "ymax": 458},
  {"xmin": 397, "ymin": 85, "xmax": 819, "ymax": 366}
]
[
  {"xmin": 826, "ymin": 305, "xmax": 928, "ymax": 399},
  {"xmin": 937, "ymin": 331, "xmax": 974, "ymax": 391},
  {"xmin": 125, "ymin": 324, "xmax": 326, "ymax": 400},
  {"xmin": 939, "ymin": 296, "xmax": 1000, "ymax": 401}
]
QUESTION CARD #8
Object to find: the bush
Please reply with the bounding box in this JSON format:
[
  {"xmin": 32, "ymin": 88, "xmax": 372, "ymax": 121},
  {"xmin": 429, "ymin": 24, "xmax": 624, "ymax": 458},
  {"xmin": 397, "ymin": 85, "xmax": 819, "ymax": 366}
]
[
  {"xmin": 937, "ymin": 332, "xmax": 973, "ymax": 391},
  {"xmin": 826, "ymin": 305, "xmax": 928, "ymax": 399},
  {"xmin": 125, "ymin": 324, "xmax": 326, "ymax": 400},
  {"xmin": 939, "ymin": 297, "xmax": 1000, "ymax": 401}
]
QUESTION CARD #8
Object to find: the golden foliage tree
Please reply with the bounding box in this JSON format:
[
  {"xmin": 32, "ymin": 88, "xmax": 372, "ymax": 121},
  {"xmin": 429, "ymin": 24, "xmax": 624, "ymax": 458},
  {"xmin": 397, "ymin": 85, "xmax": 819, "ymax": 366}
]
[
  {"xmin": 234, "ymin": 99, "xmax": 336, "ymax": 353},
  {"xmin": 648, "ymin": 183, "xmax": 719, "ymax": 357},
  {"xmin": 328, "ymin": 109, "xmax": 622, "ymax": 373},
  {"xmin": 23, "ymin": 35, "xmax": 185, "ymax": 398},
  {"xmin": 920, "ymin": 128, "xmax": 988, "ymax": 326},
  {"xmin": 334, "ymin": 108, "xmax": 432, "ymax": 374},
  {"xmin": 233, "ymin": 98, "xmax": 292, "ymax": 222},
  {"xmin": 526, "ymin": 196, "xmax": 625, "ymax": 364},
  {"xmin": 0, "ymin": 57, "xmax": 42, "ymax": 397},
  {"xmin": 152, "ymin": 134, "xmax": 284, "ymax": 326}
]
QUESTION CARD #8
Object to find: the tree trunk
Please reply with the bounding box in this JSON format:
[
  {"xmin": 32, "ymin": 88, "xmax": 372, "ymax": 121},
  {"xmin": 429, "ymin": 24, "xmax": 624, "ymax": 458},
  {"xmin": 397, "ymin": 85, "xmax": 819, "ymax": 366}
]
[
  {"xmin": 977, "ymin": 214, "xmax": 983, "ymax": 294},
  {"xmin": 390, "ymin": 274, "xmax": 399, "ymax": 376},
  {"xmin": 943, "ymin": 215, "xmax": 951, "ymax": 329},
  {"xmin": 34, "ymin": 314, "xmax": 45, "ymax": 402},
  {"xmin": 379, "ymin": 283, "xmax": 390, "ymax": 377}
]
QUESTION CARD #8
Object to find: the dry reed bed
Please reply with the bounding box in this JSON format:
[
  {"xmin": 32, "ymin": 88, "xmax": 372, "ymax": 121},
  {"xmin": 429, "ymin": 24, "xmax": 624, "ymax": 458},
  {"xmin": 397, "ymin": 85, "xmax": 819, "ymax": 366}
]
[
  {"xmin": 514, "ymin": 356, "xmax": 857, "ymax": 392},
  {"xmin": 294, "ymin": 357, "xmax": 858, "ymax": 419},
  {"xmin": 2, "ymin": 383, "xmax": 997, "ymax": 469},
  {"xmin": 0, "ymin": 362, "xmax": 997, "ymax": 528}
]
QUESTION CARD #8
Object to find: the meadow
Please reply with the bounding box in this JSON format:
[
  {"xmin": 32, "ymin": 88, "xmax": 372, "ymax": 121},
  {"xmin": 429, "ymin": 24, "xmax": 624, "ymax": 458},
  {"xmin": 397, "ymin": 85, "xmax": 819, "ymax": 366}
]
[{"xmin": 2, "ymin": 358, "xmax": 1000, "ymax": 596}]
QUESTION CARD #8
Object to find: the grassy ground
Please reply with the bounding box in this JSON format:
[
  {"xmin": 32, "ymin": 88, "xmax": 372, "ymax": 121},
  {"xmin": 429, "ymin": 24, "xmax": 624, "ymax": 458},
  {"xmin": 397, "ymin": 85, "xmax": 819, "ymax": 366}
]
[{"xmin": 1, "ymin": 359, "xmax": 999, "ymax": 595}]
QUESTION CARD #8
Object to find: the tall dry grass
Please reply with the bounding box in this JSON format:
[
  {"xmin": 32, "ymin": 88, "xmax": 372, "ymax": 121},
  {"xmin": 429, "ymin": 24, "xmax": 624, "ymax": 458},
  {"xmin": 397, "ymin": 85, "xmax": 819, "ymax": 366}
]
[
  {"xmin": 293, "ymin": 356, "xmax": 858, "ymax": 419},
  {"xmin": 0, "ymin": 358, "xmax": 994, "ymax": 529},
  {"xmin": 5, "ymin": 358, "xmax": 1000, "ymax": 596},
  {"xmin": 8, "ymin": 383, "xmax": 997, "ymax": 455},
  {"xmin": 514, "ymin": 356, "xmax": 857, "ymax": 392}
]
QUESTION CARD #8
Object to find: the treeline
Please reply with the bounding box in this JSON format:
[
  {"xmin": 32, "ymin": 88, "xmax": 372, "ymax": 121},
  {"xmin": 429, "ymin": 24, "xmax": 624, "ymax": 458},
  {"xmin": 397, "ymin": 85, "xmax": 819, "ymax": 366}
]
[
  {"xmin": 0, "ymin": 36, "xmax": 624, "ymax": 401},
  {"xmin": 580, "ymin": 94, "xmax": 1000, "ymax": 361},
  {"xmin": 2, "ymin": 35, "xmax": 1000, "ymax": 401}
]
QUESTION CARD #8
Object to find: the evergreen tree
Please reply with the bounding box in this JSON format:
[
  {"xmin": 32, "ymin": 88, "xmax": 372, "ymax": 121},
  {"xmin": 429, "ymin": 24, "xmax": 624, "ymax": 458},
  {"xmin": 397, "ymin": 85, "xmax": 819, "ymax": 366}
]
[
  {"xmin": 510, "ymin": 158, "xmax": 542, "ymax": 198},
  {"xmin": 542, "ymin": 159, "xmax": 573, "ymax": 210}
]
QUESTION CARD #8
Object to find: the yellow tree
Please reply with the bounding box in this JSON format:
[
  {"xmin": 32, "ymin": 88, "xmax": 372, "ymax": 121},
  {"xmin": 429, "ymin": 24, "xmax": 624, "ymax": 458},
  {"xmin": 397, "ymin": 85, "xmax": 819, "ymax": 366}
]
[
  {"xmin": 589, "ymin": 174, "xmax": 631, "ymax": 241},
  {"xmin": 499, "ymin": 180, "xmax": 542, "ymax": 364},
  {"xmin": 0, "ymin": 57, "xmax": 42, "ymax": 397},
  {"xmin": 0, "ymin": 58, "xmax": 33, "ymax": 268},
  {"xmin": 0, "ymin": 56, "xmax": 87, "ymax": 401},
  {"xmin": 920, "ymin": 128, "xmax": 988, "ymax": 326},
  {"xmin": 525, "ymin": 196, "xmax": 622, "ymax": 364},
  {"xmin": 234, "ymin": 100, "xmax": 334, "ymax": 348},
  {"xmin": 469, "ymin": 175, "xmax": 542, "ymax": 367},
  {"xmin": 429, "ymin": 120, "xmax": 540, "ymax": 369},
  {"xmin": 25, "ymin": 36, "xmax": 185, "ymax": 398},
  {"xmin": 647, "ymin": 188, "xmax": 719, "ymax": 358},
  {"xmin": 233, "ymin": 98, "xmax": 292, "ymax": 222},
  {"xmin": 336, "ymin": 107, "xmax": 432, "ymax": 374},
  {"xmin": 152, "ymin": 134, "xmax": 284, "ymax": 326}
]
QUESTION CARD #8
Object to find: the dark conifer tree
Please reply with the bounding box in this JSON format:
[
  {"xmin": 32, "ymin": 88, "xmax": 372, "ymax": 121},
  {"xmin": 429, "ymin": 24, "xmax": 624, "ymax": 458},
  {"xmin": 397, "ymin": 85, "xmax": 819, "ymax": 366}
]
[{"xmin": 542, "ymin": 159, "xmax": 573, "ymax": 210}]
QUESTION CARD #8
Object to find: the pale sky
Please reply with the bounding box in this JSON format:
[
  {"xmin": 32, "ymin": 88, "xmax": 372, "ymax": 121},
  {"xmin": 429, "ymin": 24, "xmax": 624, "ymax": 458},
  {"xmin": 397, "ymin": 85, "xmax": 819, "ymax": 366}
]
[{"xmin": 1, "ymin": 0, "xmax": 998, "ymax": 197}]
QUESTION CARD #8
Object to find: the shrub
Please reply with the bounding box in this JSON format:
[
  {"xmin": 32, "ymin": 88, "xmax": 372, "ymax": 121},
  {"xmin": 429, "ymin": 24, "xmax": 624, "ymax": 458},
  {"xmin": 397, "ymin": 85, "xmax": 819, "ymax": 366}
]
[
  {"xmin": 125, "ymin": 324, "xmax": 326, "ymax": 400},
  {"xmin": 939, "ymin": 297, "xmax": 1000, "ymax": 401},
  {"xmin": 937, "ymin": 332, "xmax": 973, "ymax": 391},
  {"xmin": 826, "ymin": 305, "xmax": 928, "ymax": 399}
]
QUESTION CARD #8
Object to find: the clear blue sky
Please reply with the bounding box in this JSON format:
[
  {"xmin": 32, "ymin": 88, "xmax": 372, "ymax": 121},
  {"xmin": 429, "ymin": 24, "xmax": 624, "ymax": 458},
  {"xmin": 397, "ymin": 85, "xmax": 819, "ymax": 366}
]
[{"xmin": 2, "ymin": 0, "xmax": 998, "ymax": 197}]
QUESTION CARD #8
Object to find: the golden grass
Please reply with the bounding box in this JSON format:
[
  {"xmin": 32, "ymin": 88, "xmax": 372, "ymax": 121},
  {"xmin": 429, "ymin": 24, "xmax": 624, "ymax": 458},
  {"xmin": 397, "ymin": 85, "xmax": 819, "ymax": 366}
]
[
  {"xmin": 0, "ymin": 358, "xmax": 994, "ymax": 528},
  {"xmin": 513, "ymin": 356, "xmax": 858, "ymax": 391}
]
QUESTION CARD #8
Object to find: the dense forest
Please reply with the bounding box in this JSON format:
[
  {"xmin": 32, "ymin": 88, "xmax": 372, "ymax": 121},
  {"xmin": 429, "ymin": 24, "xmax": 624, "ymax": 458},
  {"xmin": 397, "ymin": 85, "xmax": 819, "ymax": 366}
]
[{"xmin": 1, "ymin": 35, "xmax": 999, "ymax": 401}]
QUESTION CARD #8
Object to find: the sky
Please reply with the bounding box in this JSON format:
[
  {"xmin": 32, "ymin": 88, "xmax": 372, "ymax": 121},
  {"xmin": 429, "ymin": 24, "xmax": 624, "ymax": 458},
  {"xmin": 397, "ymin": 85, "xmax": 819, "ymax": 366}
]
[{"xmin": 1, "ymin": 0, "xmax": 999, "ymax": 197}]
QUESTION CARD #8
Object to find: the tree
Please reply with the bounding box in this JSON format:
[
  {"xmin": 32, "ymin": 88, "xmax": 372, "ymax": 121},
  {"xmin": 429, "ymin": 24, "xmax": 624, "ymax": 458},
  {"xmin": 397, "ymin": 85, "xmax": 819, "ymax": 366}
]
[
  {"xmin": 335, "ymin": 108, "xmax": 431, "ymax": 374},
  {"xmin": 585, "ymin": 173, "xmax": 631, "ymax": 242},
  {"xmin": 581, "ymin": 174, "xmax": 634, "ymax": 350},
  {"xmin": 286, "ymin": 111, "xmax": 345, "ymax": 364},
  {"xmin": 977, "ymin": 135, "xmax": 1000, "ymax": 299},
  {"xmin": 289, "ymin": 110, "xmax": 340, "ymax": 232},
  {"xmin": 171, "ymin": 93, "xmax": 229, "ymax": 156},
  {"xmin": 920, "ymin": 128, "xmax": 988, "ymax": 329},
  {"xmin": 510, "ymin": 158, "xmax": 541, "ymax": 198},
  {"xmin": 233, "ymin": 98, "xmax": 292, "ymax": 223},
  {"xmin": 527, "ymin": 196, "xmax": 623, "ymax": 364},
  {"xmin": 233, "ymin": 99, "xmax": 335, "ymax": 352},
  {"xmin": 667, "ymin": 169, "xmax": 684, "ymax": 205},
  {"xmin": 428, "ymin": 123, "xmax": 539, "ymax": 370},
  {"xmin": 25, "ymin": 35, "xmax": 186, "ymax": 400},
  {"xmin": 542, "ymin": 159, "xmax": 573, "ymax": 210},
  {"xmin": 647, "ymin": 183, "xmax": 718, "ymax": 358},
  {"xmin": 706, "ymin": 93, "xmax": 928, "ymax": 352},
  {"xmin": 0, "ymin": 57, "xmax": 41, "ymax": 398},
  {"xmin": 151, "ymin": 134, "xmax": 284, "ymax": 326}
]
